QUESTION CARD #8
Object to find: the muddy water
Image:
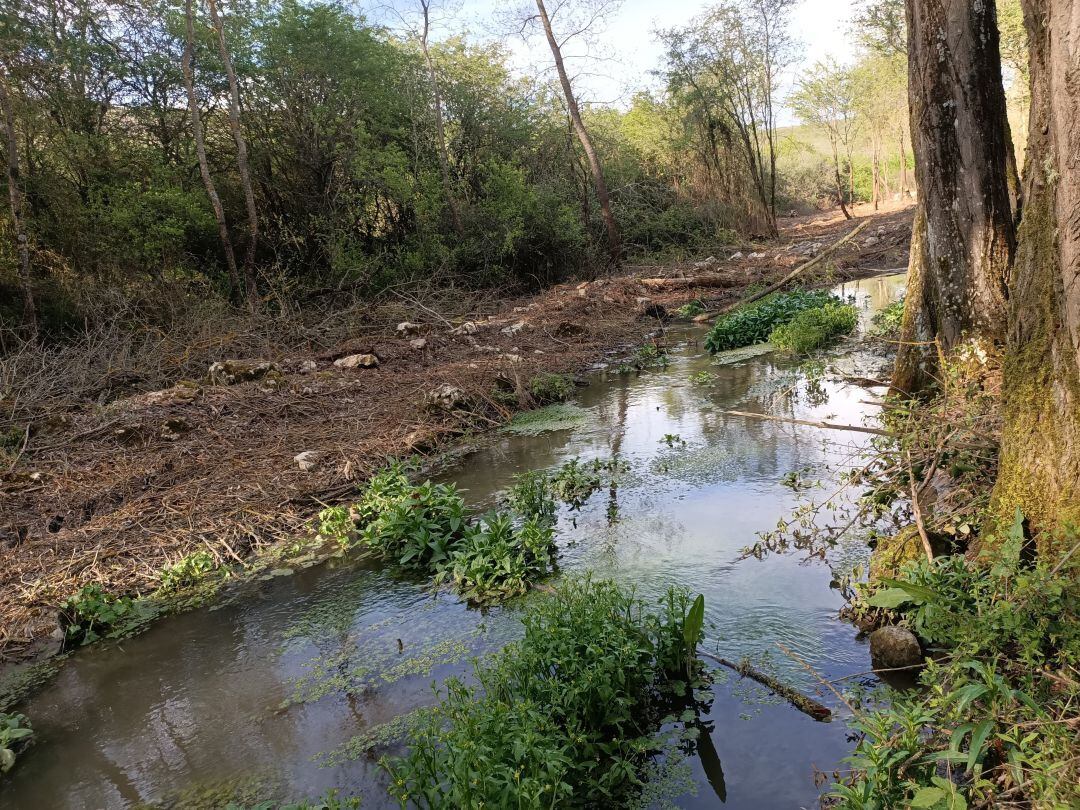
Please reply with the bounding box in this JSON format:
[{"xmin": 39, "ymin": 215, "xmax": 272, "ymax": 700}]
[{"xmin": 2, "ymin": 275, "xmax": 906, "ymax": 810}]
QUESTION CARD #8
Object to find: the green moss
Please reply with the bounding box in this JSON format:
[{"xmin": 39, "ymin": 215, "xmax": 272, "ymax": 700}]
[{"xmin": 868, "ymin": 526, "xmax": 924, "ymax": 583}]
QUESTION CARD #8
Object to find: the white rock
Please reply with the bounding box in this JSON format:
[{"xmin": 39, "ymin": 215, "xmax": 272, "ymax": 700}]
[
  {"xmin": 294, "ymin": 451, "xmax": 320, "ymax": 472},
  {"xmin": 863, "ymin": 236, "xmax": 881, "ymax": 248},
  {"xmin": 410, "ymin": 338, "xmax": 428, "ymax": 351},
  {"xmin": 297, "ymin": 359, "xmax": 317, "ymax": 374},
  {"xmin": 730, "ymin": 251, "xmax": 744, "ymax": 260},
  {"xmin": 334, "ymin": 353, "xmax": 379, "ymax": 370},
  {"xmin": 425, "ymin": 384, "xmax": 466, "ymax": 410},
  {"xmin": 449, "ymin": 321, "xmax": 477, "ymax": 336},
  {"xmin": 501, "ymin": 320, "xmax": 527, "ymax": 336},
  {"xmin": 396, "ymin": 321, "xmax": 422, "ymax": 337}
]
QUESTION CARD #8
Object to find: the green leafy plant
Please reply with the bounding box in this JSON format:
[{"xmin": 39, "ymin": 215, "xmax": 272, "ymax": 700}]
[
  {"xmin": 505, "ymin": 470, "xmax": 557, "ymax": 525},
  {"xmin": 551, "ymin": 457, "xmax": 628, "ymax": 509},
  {"xmin": 676, "ymin": 299, "xmax": 706, "ymax": 319},
  {"xmin": 871, "ymin": 296, "xmax": 905, "ymax": 337},
  {"xmin": 384, "ymin": 578, "xmax": 707, "ymax": 808},
  {"xmin": 58, "ymin": 584, "xmax": 139, "ymax": 646},
  {"xmin": 0, "ymin": 712, "xmax": 33, "ymax": 774},
  {"xmin": 528, "ymin": 373, "xmax": 574, "ymax": 404},
  {"xmin": 158, "ymin": 549, "xmax": 218, "ymax": 591},
  {"xmin": 689, "ymin": 371, "xmax": 716, "ymax": 386},
  {"xmin": 661, "ymin": 433, "xmax": 685, "ymax": 447},
  {"xmin": 768, "ymin": 302, "xmax": 858, "ymax": 354},
  {"xmin": 704, "ymin": 289, "xmax": 839, "ymax": 353},
  {"xmin": 438, "ymin": 512, "xmax": 556, "ymax": 602}
]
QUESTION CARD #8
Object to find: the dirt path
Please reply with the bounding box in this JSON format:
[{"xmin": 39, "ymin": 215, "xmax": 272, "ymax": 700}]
[{"xmin": 0, "ymin": 203, "xmax": 913, "ymax": 661}]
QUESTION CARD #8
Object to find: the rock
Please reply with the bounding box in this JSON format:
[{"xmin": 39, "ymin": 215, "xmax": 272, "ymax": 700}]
[
  {"xmin": 160, "ymin": 417, "xmax": 189, "ymax": 441},
  {"xmin": 576, "ymin": 287, "xmax": 588, "ymax": 298},
  {"xmin": 500, "ymin": 320, "xmax": 527, "ymax": 336},
  {"xmin": 863, "ymin": 236, "xmax": 881, "ymax": 248},
  {"xmin": 409, "ymin": 337, "xmax": 428, "ymax": 351},
  {"xmin": 425, "ymin": 384, "xmax": 466, "ymax": 411},
  {"xmin": 449, "ymin": 321, "xmax": 477, "ymax": 336},
  {"xmin": 500, "ymin": 354, "xmax": 522, "ymax": 364},
  {"xmin": 877, "ymin": 226, "xmax": 888, "ymax": 237},
  {"xmin": 730, "ymin": 251, "xmax": 744, "ymax": 260},
  {"xmin": 334, "ymin": 353, "xmax": 379, "ymax": 370},
  {"xmin": 635, "ymin": 296, "xmax": 653, "ymax": 309},
  {"xmin": 145, "ymin": 380, "xmax": 201, "ymax": 406},
  {"xmin": 869, "ymin": 625, "xmax": 923, "ymax": 670},
  {"xmin": 294, "ymin": 451, "xmax": 320, "ymax": 471},
  {"xmin": 296, "ymin": 359, "xmax": 318, "ymax": 374},
  {"xmin": 749, "ymin": 251, "xmax": 766, "ymax": 259},
  {"xmin": 207, "ymin": 360, "xmax": 278, "ymax": 386},
  {"xmin": 396, "ymin": 321, "xmax": 422, "ymax": 338}
]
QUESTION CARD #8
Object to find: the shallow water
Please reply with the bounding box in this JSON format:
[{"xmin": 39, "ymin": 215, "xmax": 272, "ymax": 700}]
[{"xmin": 2, "ymin": 274, "xmax": 906, "ymax": 810}]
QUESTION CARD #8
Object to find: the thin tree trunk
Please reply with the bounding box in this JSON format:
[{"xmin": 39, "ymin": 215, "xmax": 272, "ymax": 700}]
[
  {"xmin": 206, "ymin": 0, "xmax": 259, "ymax": 312},
  {"xmin": 891, "ymin": 207, "xmax": 935, "ymax": 395},
  {"xmin": 0, "ymin": 71, "xmax": 35, "ymax": 339},
  {"xmin": 829, "ymin": 137, "xmax": 852, "ymax": 220},
  {"xmin": 182, "ymin": 0, "xmax": 241, "ymax": 299},
  {"xmin": 419, "ymin": 1, "xmax": 463, "ymax": 236},
  {"xmin": 871, "ymin": 142, "xmax": 880, "ymax": 211},
  {"xmin": 992, "ymin": 0, "xmax": 1080, "ymax": 534},
  {"xmin": 534, "ymin": 0, "xmax": 621, "ymax": 266},
  {"xmin": 898, "ymin": 0, "xmax": 1015, "ymax": 391},
  {"xmin": 898, "ymin": 126, "xmax": 909, "ymax": 194}
]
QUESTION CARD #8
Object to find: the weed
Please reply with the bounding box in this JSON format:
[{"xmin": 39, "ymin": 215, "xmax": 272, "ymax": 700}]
[
  {"xmin": 551, "ymin": 457, "xmax": 628, "ymax": 509},
  {"xmin": 704, "ymin": 289, "xmax": 839, "ymax": 353},
  {"xmin": 0, "ymin": 712, "xmax": 32, "ymax": 773},
  {"xmin": 383, "ymin": 578, "xmax": 708, "ymax": 808},
  {"xmin": 768, "ymin": 303, "xmax": 858, "ymax": 354},
  {"xmin": 58, "ymin": 584, "xmax": 140, "ymax": 646},
  {"xmin": 676, "ymin": 300, "xmax": 706, "ymax": 319},
  {"xmin": 870, "ymin": 297, "xmax": 905, "ymax": 337},
  {"xmin": 661, "ymin": 433, "xmax": 686, "ymax": 447},
  {"xmin": 505, "ymin": 470, "xmax": 557, "ymax": 525},
  {"xmin": 158, "ymin": 549, "xmax": 218, "ymax": 591},
  {"xmin": 438, "ymin": 512, "xmax": 556, "ymax": 602},
  {"xmin": 634, "ymin": 343, "xmax": 670, "ymax": 370},
  {"xmin": 690, "ymin": 371, "xmax": 715, "ymax": 386},
  {"xmin": 528, "ymin": 373, "xmax": 574, "ymax": 404}
]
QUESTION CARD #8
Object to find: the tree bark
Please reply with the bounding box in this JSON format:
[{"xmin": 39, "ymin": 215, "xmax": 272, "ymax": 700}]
[
  {"xmin": 206, "ymin": 0, "xmax": 259, "ymax": 312},
  {"xmin": 895, "ymin": 0, "xmax": 1016, "ymax": 392},
  {"xmin": 0, "ymin": 70, "xmax": 35, "ymax": 339},
  {"xmin": 182, "ymin": 0, "xmax": 241, "ymax": 299},
  {"xmin": 891, "ymin": 206, "xmax": 936, "ymax": 395},
  {"xmin": 992, "ymin": 0, "xmax": 1080, "ymax": 533},
  {"xmin": 534, "ymin": 0, "xmax": 621, "ymax": 266},
  {"xmin": 419, "ymin": 0, "xmax": 463, "ymax": 236}
]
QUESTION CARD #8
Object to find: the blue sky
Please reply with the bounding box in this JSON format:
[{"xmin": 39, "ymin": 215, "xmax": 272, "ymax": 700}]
[{"xmin": 393, "ymin": 0, "xmax": 859, "ymax": 116}]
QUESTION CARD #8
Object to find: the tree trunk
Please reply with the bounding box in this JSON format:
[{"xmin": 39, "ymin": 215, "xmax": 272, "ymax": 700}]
[
  {"xmin": 206, "ymin": 0, "xmax": 259, "ymax": 312},
  {"xmin": 829, "ymin": 137, "xmax": 852, "ymax": 220},
  {"xmin": 896, "ymin": 0, "xmax": 1015, "ymax": 392},
  {"xmin": 992, "ymin": 0, "xmax": 1080, "ymax": 533},
  {"xmin": 420, "ymin": 1, "xmax": 463, "ymax": 237},
  {"xmin": 891, "ymin": 207, "xmax": 936, "ymax": 395},
  {"xmin": 898, "ymin": 125, "xmax": 909, "ymax": 195},
  {"xmin": 0, "ymin": 71, "xmax": 35, "ymax": 340},
  {"xmin": 535, "ymin": 0, "xmax": 621, "ymax": 266},
  {"xmin": 182, "ymin": 0, "xmax": 241, "ymax": 299}
]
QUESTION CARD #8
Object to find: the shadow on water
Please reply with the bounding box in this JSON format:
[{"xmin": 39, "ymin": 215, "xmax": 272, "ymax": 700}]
[{"xmin": 0, "ymin": 275, "xmax": 906, "ymax": 809}]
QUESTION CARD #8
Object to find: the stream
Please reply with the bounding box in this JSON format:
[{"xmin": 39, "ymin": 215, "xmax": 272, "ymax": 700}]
[{"xmin": 1, "ymin": 274, "xmax": 906, "ymax": 810}]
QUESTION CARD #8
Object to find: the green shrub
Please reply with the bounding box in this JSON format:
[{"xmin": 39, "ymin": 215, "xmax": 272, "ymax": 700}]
[
  {"xmin": 704, "ymin": 289, "xmax": 840, "ymax": 353},
  {"xmin": 505, "ymin": 470, "xmax": 558, "ymax": 525},
  {"xmin": 768, "ymin": 302, "xmax": 858, "ymax": 353},
  {"xmin": 384, "ymin": 578, "xmax": 707, "ymax": 808},
  {"xmin": 158, "ymin": 549, "xmax": 219, "ymax": 591},
  {"xmin": 0, "ymin": 712, "xmax": 32, "ymax": 773},
  {"xmin": 551, "ymin": 457, "xmax": 628, "ymax": 509},
  {"xmin": 676, "ymin": 299, "xmax": 706, "ymax": 319},
  {"xmin": 438, "ymin": 512, "xmax": 555, "ymax": 602},
  {"xmin": 833, "ymin": 515, "xmax": 1080, "ymax": 808},
  {"xmin": 871, "ymin": 297, "xmax": 905, "ymax": 337},
  {"xmin": 58, "ymin": 584, "xmax": 139, "ymax": 646},
  {"xmin": 528, "ymin": 373, "xmax": 574, "ymax": 404}
]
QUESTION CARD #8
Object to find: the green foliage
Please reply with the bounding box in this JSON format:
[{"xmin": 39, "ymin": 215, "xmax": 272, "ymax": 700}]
[
  {"xmin": 58, "ymin": 584, "xmax": 139, "ymax": 646},
  {"xmin": 689, "ymin": 370, "xmax": 715, "ymax": 385},
  {"xmin": 551, "ymin": 457, "xmax": 628, "ymax": 510},
  {"xmin": 704, "ymin": 290, "xmax": 840, "ymax": 353},
  {"xmin": 505, "ymin": 470, "xmax": 558, "ymax": 525},
  {"xmin": 0, "ymin": 712, "xmax": 33, "ymax": 774},
  {"xmin": 768, "ymin": 302, "xmax": 858, "ymax": 354},
  {"xmin": 225, "ymin": 789, "xmax": 361, "ymax": 810},
  {"xmin": 676, "ymin": 300, "xmax": 707, "ymax": 319},
  {"xmin": 502, "ymin": 404, "xmax": 591, "ymax": 436},
  {"xmin": 158, "ymin": 550, "xmax": 219, "ymax": 591},
  {"xmin": 528, "ymin": 373, "xmax": 574, "ymax": 405},
  {"xmin": 384, "ymin": 578, "xmax": 707, "ymax": 808},
  {"xmin": 438, "ymin": 513, "xmax": 556, "ymax": 602},
  {"xmin": 871, "ymin": 297, "xmax": 905, "ymax": 337},
  {"xmin": 834, "ymin": 515, "xmax": 1080, "ymax": 808}
]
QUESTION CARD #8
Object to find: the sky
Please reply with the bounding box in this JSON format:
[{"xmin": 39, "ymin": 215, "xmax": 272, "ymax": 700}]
[{"xmin": 418, "ymin": 0, "xmax": 860, "ymax": 119}]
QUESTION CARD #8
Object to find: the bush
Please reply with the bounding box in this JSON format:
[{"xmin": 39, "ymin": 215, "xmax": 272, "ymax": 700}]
[
  {"xmin": 0, "ymin": 712, "xmax": 32, "ymax": 773},
  {"xmin": 58, "ymin": 584, "xmax": 139, "ymax": 646},
  {"xmin": 528, "ymin": 373, "xmax": 574, "ymax": 404},
  {"xmin": 769, "ymin": 303, "xmax": 858, "ymax": 353},
  {"xmin": 158, "ymin": 550, "xmax": 219, "ymax": 591},
  {"xmin": 384, "ymin": 578, "xmax": 706, "ymax": 808},
  {"xmin": 438, "ymin": 512, "xmax": 556, "ymax": 602},
  {"xmin": 871, "ymin": 297, "xmax": 905, "ymax": 337},
  {"xmin": 704, "ymin": 289, "xmax": 839, "ymax": 353}
]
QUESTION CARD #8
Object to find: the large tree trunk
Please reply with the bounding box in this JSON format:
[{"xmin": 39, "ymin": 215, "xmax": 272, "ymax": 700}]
[
  {"xmin": 182, "ymin": 0, "xmax": 241, "ymax": 299},
  {"xmin": 207, "ymin": 0, "xmax": 259, "ymax": 312},
  {"xmin": 893, "ymin": 0, "xmax": 1016, "ymax": 393},
  {"xmin": 535, "ymin": 0, "xmax": 621, "ymax": 266},
  {"xmin": 420, "ymin": 1, "xmax": 464, "ymax": 237},
  {"xmin": 992, "ymin": 0, "xmax": 1080, "ymax": 533},
  {"xmin": 0, "ymin": 70, "xmax": 35, "ymax": 339}
]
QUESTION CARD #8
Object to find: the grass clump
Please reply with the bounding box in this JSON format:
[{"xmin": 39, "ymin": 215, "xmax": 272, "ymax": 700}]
[
  {"xmin": 704, "ymin": 289, "xmax": 839, "ymax": 353},
  {"xmin": 528, "ymin": 373, "xmax": 574, "ymax": 404},
  {"xmin": 317, "ymin": 465, "xmax": 555, "ymax": 603},
  {"xmin": 768, "ymin": 302, "xmax": 858, "ymax": 354},
  {"xmin": 384, "ymin": 578, "xmax": 707, "ymax": 809},
  {"xmin": 833, "ymin": 514, "xmax": 1080, "ymax": 809},
  {"xmin": 1, "ymin": 712, "xmax": 32, "ymax": 773},
  {"xmin": 158, "ymin": 549, "xmax": 219, "ymax": 591}
]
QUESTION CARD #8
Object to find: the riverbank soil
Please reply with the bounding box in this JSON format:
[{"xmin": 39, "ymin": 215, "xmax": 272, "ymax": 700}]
[{"xmin": 0, "ymin": 201, "xmax": 913, "ymax": 662}]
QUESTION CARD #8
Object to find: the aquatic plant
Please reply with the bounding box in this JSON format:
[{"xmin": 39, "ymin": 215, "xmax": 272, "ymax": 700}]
[
  {"xmin": 676, "ymin": 299, "xmax": 706, "ymax": 319},
  {"xmin": 505, "ymin": 469, "xmax": 557, "ymax": 525},
  {"xmin": 502, "ymin": 403, "xmax": 590, "ymax": 435},
  {"xmin": 870, "ymin": 296, "xmax": 905, "ymax": 337},
  {"xmin": 661, "ymin": 433, "xmax": 685, "ymax": 447},
  {"xmin": 528, "ymin": 372, "xmax": 574, "ymax": 404},
  {"xmin": 551, "ymin": 457, "xmax": 628, "ymax": 509},
  {"xmin": 58, "ymin": 584, "xmax": 139, "ymax": 646},
  {"xmin": 158, "ymin": 549, "xmax": 218, "ymax": 591},
  {"xmin": 384, "ymin": 578, "xmax": 708, "ymax": 809},
  {"xmin": 0, "ymin": 712, "xmax": 32, "ymax": 773},
  {"xmin": 690, "ymin": 371, "xmax": 716, "ymax": 386},
  {"xmin": 768, "ymin": 302, "xmax": 858, "ymax": 354},
  {"xmin": 438, "ymin": 512, "xmax": 556, "ymax": 602},
  {"xmin": 832, "ymin": 515, "xmax": 1080, "ymax": 809},
  {"xmin": 704, "ymin": 289, "xmax": 839, "ymax": 353}
]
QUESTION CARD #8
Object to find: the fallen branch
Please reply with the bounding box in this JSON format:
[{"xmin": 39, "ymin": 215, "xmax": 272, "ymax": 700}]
[
  {"xmin": 698, "ymin": 648, "xmax": 832, "ymax": 722},
  {"xmin": 776, "ymin": 642, "xmax": 859, "ymax": 717},
  {"xmin": 722, "ymin": 409, "xmax": 890, "ymax": 437},
  {"xmin": 693, "ymin": 219, "xmax": 871, "ymax": 323}
]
